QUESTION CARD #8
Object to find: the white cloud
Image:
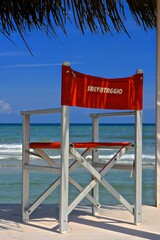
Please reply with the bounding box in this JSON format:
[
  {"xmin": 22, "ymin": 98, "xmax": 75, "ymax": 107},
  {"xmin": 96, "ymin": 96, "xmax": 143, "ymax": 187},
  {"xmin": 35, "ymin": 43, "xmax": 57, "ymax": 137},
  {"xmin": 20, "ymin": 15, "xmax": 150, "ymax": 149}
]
[
  {"xmin": 0, "ymin": 100, "xmax": 12, "ymax": 114},
  {"xmin": 0, "ymin": 51, "xmax": 30, "ymax": 57},
  {"xmin": 0, "ymin": 61, "xmax": 82, "ymax": 69},
  {"xmin": 2, "ymin": 63, "xmax": 62, "ymax": 68}
]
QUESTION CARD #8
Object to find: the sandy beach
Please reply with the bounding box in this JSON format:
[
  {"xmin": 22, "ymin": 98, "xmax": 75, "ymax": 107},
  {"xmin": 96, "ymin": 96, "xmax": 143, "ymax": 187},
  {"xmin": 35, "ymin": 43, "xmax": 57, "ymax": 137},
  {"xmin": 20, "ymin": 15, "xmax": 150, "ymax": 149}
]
[{"xmin": 0, "ymin": 204, "xmax": 160, "ymax": 240}]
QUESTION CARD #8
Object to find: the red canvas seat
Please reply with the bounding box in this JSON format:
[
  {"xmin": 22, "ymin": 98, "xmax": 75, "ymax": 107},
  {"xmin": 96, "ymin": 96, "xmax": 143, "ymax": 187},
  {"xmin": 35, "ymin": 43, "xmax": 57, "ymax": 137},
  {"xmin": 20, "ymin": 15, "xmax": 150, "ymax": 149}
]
[
  {"xmin": 30, "ymin": 141, "xmax": 132, "ymax": 149},
  {"xmin": 70, "ymin": 142, "xmax": 132, "ymax": 148},
  {"xmin": 29, "ymin": 142, "xmax": 61, "ymax": 149},
  {"xmin": 21, "ymin": 62, "xmax": 143, "ymax": 233}
]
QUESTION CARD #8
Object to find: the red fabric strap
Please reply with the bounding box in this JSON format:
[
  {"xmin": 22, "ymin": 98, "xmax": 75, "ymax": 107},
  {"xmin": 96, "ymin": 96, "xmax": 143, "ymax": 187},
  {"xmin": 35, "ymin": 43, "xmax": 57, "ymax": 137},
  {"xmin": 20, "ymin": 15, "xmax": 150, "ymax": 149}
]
[
  {"xmin": 70, "ymin": 142, "xmax": 132, "ymax": 148},
  {"xmin": 30, "ymin": 141, "xmax": 132, "ymax": 149},
  {"xmin": 30, "ymin": 142, "xmax": 61, "ymax": 149}
]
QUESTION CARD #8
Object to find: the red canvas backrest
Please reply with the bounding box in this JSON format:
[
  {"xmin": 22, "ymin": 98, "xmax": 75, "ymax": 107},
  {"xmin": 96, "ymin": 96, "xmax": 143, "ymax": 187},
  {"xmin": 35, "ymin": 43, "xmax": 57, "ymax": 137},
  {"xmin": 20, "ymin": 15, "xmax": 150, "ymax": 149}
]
[{"xmin": 61, "ymin": 64, "xmax": 143, "ymax": 110}]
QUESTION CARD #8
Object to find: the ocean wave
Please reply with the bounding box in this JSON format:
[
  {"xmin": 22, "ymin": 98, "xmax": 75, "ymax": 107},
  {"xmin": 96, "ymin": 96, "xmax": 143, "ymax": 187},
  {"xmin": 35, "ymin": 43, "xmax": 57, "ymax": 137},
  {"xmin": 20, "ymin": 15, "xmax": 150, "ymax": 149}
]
[
  {"xmin": 0, "ymin": 143, "xmax": 155, "ymax": 166},
  {"xmin": 0, "ymin": 144, "xmax": 155, "ymax": 156},
  {"xmin": 99, "ymin": 153, "xmax": 155, "ymax": 160},
  {"xmin": 0, "ymin": 155, "xmax": 22, "ymax": 160},
  {"xmin": 30, "ymin": 153, "xmax": 155, "ymax": 165},
  {"xmin": 0, "ymin": 152, "xmax": 155, "ymax": 161}
]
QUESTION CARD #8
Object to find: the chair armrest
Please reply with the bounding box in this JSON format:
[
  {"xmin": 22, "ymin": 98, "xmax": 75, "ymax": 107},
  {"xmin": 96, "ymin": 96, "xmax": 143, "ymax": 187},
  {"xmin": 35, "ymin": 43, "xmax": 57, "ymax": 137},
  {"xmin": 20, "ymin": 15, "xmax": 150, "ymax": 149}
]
[
  {"xmin": 20, "ymin": 108, "xmax": 61, "ymax": 115},
  {"xmin": 89, "ymin": 111, "xmax": 134, "ymax": 118}
]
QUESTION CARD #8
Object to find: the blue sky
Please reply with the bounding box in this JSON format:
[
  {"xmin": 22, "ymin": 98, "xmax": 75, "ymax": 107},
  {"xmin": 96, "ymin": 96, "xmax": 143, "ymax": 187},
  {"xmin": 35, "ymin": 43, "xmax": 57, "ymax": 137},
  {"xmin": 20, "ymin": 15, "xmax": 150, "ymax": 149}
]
[{"xmin": 0, "ymin": 10, "xmax": 156, "ymax": 123}]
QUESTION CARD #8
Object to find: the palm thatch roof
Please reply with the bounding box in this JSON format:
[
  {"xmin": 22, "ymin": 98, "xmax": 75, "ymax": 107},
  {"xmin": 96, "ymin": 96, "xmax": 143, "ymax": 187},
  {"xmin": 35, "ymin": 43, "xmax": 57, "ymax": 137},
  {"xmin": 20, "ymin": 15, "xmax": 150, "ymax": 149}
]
[{"xmin": 0, "ymin": 0, "xmax": 156, "ymax": 53}]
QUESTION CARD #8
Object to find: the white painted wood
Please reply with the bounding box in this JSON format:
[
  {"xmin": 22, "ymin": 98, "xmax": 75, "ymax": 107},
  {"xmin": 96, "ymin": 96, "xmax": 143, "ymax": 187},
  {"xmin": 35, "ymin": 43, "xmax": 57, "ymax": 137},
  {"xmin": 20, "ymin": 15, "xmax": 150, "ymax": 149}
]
[
  {"xmin": 22, "ymin": 114, "xmax": 30, "ymax": 222},
  {"xmin": 92, "ymin": 117, "xmax": 100, "ymax": 215},
  {"xmin": 134, "ymin": 110, "xmax": 142, "ymax": 224},
  {"xmin": 20, "ymin": 108, "xmax": 61, "ymax": 115},
  {"xmin": 59, "ymin": 106, "xmax": 70, "ymax": 233},
  {"xmin": 89, "ymin": 111, "xmax": 134, "ymax": 118}
]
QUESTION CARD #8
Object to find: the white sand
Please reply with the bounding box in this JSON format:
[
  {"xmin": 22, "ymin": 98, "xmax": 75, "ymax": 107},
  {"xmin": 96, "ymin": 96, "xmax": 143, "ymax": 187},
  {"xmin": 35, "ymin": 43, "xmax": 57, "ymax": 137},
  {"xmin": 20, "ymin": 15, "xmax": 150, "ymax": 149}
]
[{"xmin": 0, "ymin": 204, "xmax": 160, "ymax": 240}]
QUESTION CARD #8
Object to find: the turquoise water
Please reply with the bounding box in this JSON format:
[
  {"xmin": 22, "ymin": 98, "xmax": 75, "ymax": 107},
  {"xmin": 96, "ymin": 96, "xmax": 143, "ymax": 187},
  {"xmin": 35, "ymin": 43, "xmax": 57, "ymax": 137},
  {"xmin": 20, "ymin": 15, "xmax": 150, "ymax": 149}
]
[{"xmin": 0, "ymin": 124, "xmax": 156, "ymax": 205}]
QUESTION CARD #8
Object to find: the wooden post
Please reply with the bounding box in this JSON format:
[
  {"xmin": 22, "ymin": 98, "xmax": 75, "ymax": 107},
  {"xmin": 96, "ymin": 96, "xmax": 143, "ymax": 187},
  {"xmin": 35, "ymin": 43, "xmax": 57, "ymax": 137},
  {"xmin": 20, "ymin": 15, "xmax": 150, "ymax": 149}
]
[{"xmin": 156, "ymin": 0, "xmax": 160, "ymax": 207}]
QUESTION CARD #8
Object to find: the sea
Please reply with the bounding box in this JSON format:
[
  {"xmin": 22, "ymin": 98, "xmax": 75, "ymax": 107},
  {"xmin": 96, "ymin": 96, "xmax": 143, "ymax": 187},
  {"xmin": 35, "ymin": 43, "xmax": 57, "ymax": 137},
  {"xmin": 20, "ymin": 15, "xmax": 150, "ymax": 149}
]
[{"xmin": 0, "ymin": 123, "xmax": 156, "ymax": 206}]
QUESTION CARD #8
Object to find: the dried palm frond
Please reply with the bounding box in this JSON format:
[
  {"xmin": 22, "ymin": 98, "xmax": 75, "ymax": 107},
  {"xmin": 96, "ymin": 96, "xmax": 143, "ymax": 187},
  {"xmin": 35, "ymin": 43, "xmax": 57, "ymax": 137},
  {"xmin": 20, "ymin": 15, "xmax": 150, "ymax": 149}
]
[{"xmin": 0, "ymin": 1, "xmax": 156, "ymax": 53}]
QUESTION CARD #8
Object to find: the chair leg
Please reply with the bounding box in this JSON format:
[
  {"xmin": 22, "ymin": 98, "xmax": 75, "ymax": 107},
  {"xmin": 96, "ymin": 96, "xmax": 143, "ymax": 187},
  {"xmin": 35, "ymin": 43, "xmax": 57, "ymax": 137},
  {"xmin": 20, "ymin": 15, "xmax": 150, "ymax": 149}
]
[
  {"xmin": 134, "ymin": 110, "xmax": 142, "ymax": 225},
  {"xmin": 92, "ymin": 148, "xmax": 100, "ymax": 215},
  {"xmin": 22, "ymin": 114, "xmax": 30, "ymax": 222},
  {"xmin": 59, "ymin": 140, "xmax": 69, "ymax": 233},
  {"xmin": 59, "ymin": 179, "xmax": 68, "ymax": 233},
  {"xmin": 59, "ymin": 105, "xmax": 69, "ymax": 233},
  {"xmin": 22, "ymin": 167, "xmax": 30, "ymax": 222},
  {"xmin": 59, "ymin": 148, "xmax": 69, "ymax": 233},
  {"xmin": 134, "ymin": 146, "xmax": 142, "ymax": 225},
  {"xmin": 92, "ymin": 182, "xmax": 100, "ymax": 215}
]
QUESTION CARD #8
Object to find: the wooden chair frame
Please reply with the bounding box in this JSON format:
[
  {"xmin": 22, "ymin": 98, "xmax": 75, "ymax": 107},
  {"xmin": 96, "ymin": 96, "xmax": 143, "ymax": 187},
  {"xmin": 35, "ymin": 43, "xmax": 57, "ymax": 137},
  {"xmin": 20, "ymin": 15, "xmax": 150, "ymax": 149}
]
[{"xmin": 21, "ymin": 62, "xmax": 143, "ymax": 233}]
